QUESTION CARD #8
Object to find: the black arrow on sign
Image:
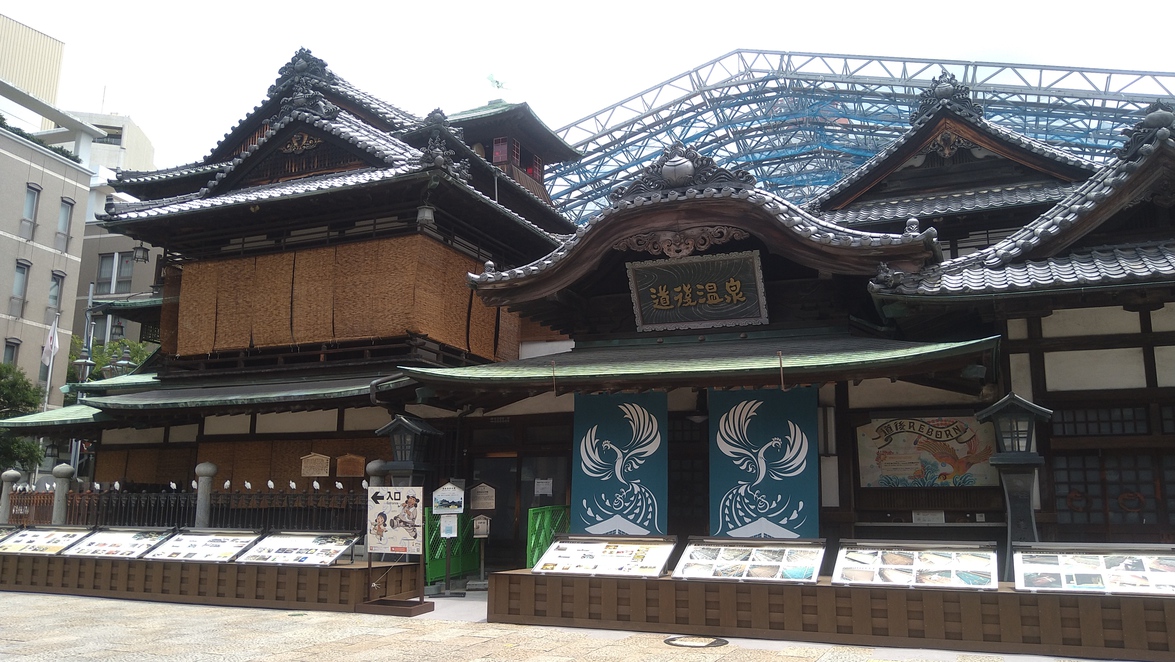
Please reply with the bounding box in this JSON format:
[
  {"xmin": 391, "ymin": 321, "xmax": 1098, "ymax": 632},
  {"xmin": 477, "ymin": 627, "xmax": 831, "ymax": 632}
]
[{"xmin": 371, "ymin": 492, "xmax": 385, "ymax": 504}]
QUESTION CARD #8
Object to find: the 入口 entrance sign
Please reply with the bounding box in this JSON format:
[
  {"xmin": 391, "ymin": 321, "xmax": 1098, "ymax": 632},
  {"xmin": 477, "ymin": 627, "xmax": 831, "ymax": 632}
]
[
  {"xmin": 367, "ymin": 486, "xmax": 422, "ymax": 554},
  {"xmin": 627, "ymin": 250, "xmax": 768, "ymax": 332}
]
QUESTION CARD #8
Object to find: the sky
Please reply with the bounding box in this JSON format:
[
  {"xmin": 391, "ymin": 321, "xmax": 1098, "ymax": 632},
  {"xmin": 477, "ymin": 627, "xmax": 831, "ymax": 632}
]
[{"xmin": 4, "ymin": 1, "xmax": 1174, "ymax": 169}]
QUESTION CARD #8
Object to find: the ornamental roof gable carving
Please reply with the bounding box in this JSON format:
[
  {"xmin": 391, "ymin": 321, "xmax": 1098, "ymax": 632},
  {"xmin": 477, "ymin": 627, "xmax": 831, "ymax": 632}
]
[
  {"xmin": 809, "ymin": 71, "xmax": 1097, "ymax": 213},
  {"xmin": 468, "ymin": 144, "xmax": 943, "ymax": 308},
  {"xmin": 870, "ymin": 102, "xmax": 1175, "ymax": 298}
]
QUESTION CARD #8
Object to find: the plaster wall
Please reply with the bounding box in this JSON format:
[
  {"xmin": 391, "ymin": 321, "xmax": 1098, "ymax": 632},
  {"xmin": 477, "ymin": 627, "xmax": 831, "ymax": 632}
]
[
  {"xmin": 1044, "ymin": 348, "xmax": 1147, "ymax": 390},
  {"xmin": 1009, "ymin": 353, "xmax": 1034, "ymax": 401},
  {"xmin": 169, "ymin": 424, "xmax": 199, "ymax": 443},
  {"xmin": 1154, "ymin": 346, "xmax": 1175, "ymax": 387},
  {"xmin": 102, "ymin": 427, "xmax": 165, "ymax": 445},
  {"xmin": 1007, "ymin": 318, "xmax": 1028, "ymax": 340},
  {"xmin": 519, "ymin": 340, "xmax": 573, "ymax": 359},
  {"xmin": 1152, "ymin": 303, "xmax": 1175, "ymax": 333},
  {"xmin": 255, "ymin": 410, "xmax": 338, "ymax": 434},
  {"xmin": 1040, "ymin": 306, "xmax": 1139, "ymax": 337},
  {"xmin": 848, "ymin": 378, "xmax": 981, "ymax": 409},
  {"xmin": 203, "ymin": 414, "xmax": 251, "ymax": 435},
  {"xmin": 343, "ymin": 407, "xmax": 392, "ymax": 431}
]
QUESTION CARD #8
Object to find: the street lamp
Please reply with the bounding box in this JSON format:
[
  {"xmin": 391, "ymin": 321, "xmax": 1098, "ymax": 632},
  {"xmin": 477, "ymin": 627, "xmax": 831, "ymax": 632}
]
[{"xmin": 976, "ymin": 392, "xmax": 1053, "ymax": 580}]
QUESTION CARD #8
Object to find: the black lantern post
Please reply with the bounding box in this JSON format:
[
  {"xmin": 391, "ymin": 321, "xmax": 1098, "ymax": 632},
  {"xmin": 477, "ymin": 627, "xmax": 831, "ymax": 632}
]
[
  {"xmin": 374, "ymin": 415, "xmax": 440, "ymax": 486},
  {"xmin": 976, "ymin": 392, "xmax": 1052, "ymax": 581}
]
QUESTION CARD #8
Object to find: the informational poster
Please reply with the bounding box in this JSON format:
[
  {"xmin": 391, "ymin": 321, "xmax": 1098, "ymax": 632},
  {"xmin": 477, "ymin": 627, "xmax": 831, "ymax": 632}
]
[
  {"xmin": 709, "ymin": 387, "xmax": 818, "ymax": 538},
  {"xmin": 62, "ymin": 529, "xmax": 173, "ymax": 558},
  {"xmin": 432, "ymin": 482, "xmax": 465, "ymax": 514},
  {"xmin": 367, "ymin": 486, "xmax": 422, "ymax": 555},
  {"xmin": 534, "ymin": 478, "xmax": 553, "ymax": 497},
  {"xmin": 0, "ymin": 527, "xmax": 91, "ymax": 555},
  {"xmin": 832, "ymin": 543, "xmax": 998, "ymax": 590},
  {"xmin": 439, "ymin": 514, "xmax": 458, "ymax": 539},
  {"xmin": 573, "ymin": 392, "xmax": 668, "ymax": 535},
  {"xmin": 673, "ymin": 540, "xmax": 825, "ymax": 583},
  {"xmin": 236, "ymin": 533, "xmax": 357, "ymax": 566},
  {"xmin": 469, "ymin": 483, "xmax": 496, "ymax": 510},
  {"xmin": 1014, "ymin": 550, "xmax": 1175, "ymax": 595},
  {"xmin": 856, "ymin": 416, "xmax": 997, "ymax": 487},
  {"xmin": 143, "ymin": 531, "xmax": 261, "ymax": 562},
  {"xmin": 532, "ymin": 536, "xmax": 676, "ymax": 577}
]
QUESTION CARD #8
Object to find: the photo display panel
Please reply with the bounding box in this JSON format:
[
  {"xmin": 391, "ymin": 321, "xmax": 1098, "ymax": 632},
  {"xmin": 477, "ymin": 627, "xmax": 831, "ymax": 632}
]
[
  {"xmin": 532, "ymin": 535, "xmax": 676, "ymax": 577},
  {"xmin": 673, "ymin": 539, "xmax": 825, "ymax": 583},
  {"xmin": 236, "ymin": 533, "xmax": 358, "ymax": 566},
  {"xmin": 0, "ymin": 527, "xmax": 15, "ymax": 543},
  {"xmin": 0, "ymin": 527, "xmax": 92, "ymax": 555},
  {"xmin": 832, "ymin": 540, "xmax": 998, "ymax": 590},
  {"xmin": 143, "ymin": 530, "xmax": 261, "ymax": 562},
  {"xmin": 62, "ymin": 528, "xmax": 173, "ymax": 558},
  {"xmin": 1014, "ymin": 544, "xmax": 1175, "ymax": 595}
]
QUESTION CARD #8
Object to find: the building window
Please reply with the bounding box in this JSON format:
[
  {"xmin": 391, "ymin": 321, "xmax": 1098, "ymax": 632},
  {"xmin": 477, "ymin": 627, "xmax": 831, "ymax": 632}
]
[
  {"xmin": 1050, "ymin": 407, "xmax": 1149, "ymax": 436},
  {"xmin": 1162, "ymin": 405, "xmax": 1175, "ymax": 435},
  {"xmin": 9, "ymin": 260, "xmax": 29, "ymax": 317},
  {"xmin": 492, "ymin": 137, "xmax": 508, "ymax": 164},
  {"xmin": 55, "ymin": 199, "xmax": 73, "ymax": 252},
  {"xmin": 20, "ymin": 184, "xmax": 41, "ymax": 240},
  {"xmin": 1051, "ymin": 453, "xmax": 1162, "ymax": 525},
  {"xmin": 38, "ymin": 355, "xmax": 48, "ymax": 382},
  {"xmin": 96, "ymin": 253, "xmax": 133, "ymax": 294},
  {"xmin": 48, "ymin": 271, "xmax": 64, "ymax": 310},
  {"xmin": 3, "ymin": 338, "xmax": 19, "ymax": 365}
]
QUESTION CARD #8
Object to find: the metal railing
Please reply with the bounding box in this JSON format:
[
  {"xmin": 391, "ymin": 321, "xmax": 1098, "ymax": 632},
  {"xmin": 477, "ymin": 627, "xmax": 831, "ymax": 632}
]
[
  {"xmin": 526, "ymin": 505, "xmax": 570, "ymax": 568},
  {"xmin": 7, "ymin": 491, "xmax": 367, "ymax": 533}
]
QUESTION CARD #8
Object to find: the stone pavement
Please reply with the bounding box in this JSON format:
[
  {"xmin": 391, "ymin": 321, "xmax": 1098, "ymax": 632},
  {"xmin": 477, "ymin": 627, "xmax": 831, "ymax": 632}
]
[{"xmin": 0, "ymin": 591, "xmax": 1096, "ymax": 662}]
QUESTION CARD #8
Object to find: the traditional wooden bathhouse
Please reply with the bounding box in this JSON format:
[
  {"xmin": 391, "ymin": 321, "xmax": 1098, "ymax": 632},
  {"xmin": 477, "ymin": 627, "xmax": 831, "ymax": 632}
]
[
  {"xmin": 401, "ymin": 72, "xmax": 1175, "ymax": 559},
  {"xmin": 0, "ymin": 49, "xmax": 579, "ymax": 491}
]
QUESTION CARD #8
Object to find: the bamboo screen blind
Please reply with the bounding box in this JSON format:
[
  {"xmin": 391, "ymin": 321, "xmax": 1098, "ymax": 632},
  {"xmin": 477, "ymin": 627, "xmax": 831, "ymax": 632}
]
[{"xmin": 174, "ymin": 235, "xmax": 517, "ymax": 360}]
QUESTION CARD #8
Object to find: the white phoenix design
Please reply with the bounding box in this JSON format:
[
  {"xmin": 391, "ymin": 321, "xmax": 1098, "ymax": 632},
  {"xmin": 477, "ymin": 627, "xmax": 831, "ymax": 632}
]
[
  {"xmin": 579, "ymin": 402, "xmax": 663, "ymax": 534},
  {"xmin": 715, "ymin": 400, "xmax": 809, "ymax": 535}
]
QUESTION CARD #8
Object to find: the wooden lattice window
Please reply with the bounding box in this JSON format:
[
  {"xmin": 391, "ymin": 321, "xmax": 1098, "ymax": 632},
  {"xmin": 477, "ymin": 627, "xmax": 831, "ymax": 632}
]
[
  {"xmin": 1052, "ymin": 453, "xmax": 1165, "ymax": 525},
  {"xmin": 1051, "ymin": 407, "xmax": 1149, "ymax": 436}
]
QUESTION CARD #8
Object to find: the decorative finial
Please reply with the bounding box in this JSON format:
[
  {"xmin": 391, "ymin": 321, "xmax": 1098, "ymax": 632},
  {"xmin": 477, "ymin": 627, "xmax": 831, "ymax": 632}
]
[
  {"xmin": 1115, "ymin": 100, "xmax": 1175, "ymax": 161},
  {"xmin": 269, "ymin": 48, "xmax": 335, "ymax": 97},
  {"xmin": 610, "ymin": 141, "xmax": 755, "ymax": 203},
  {"xmin": 910, "ymin": 70, "xmax": 983, "ymax": 124}
]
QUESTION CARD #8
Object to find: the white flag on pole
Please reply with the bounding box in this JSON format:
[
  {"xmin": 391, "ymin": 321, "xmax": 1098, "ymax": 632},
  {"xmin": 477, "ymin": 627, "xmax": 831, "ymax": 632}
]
[{"xmin": 41, "ymin": 315, "xmax": 59, "ymax": 366}]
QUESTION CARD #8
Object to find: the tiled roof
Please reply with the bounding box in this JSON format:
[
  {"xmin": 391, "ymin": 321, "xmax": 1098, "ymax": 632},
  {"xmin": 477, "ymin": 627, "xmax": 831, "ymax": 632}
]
[
  {"xmin": 821, "ymin": 182, "xmax": 1080, "ymax": 226},
  {"xmin": 103, "ymin": 166, "xmax": 422, "ymax": 220},
  {"xmin": 400, "ymin": 333, "xmax": 999, "ymax": 388},
  {"xmin": 874, "ymin": 241, "xmax": 1175, "ymax": 296},
  {"xmin": 469, "ymin": 185, "xmax": 939, "ymax": 287},
  {"xmin": 808, "ymin": 99, "xmax": 1096, "ymax": 211},
  {"xmin": 117, "ymin": 161, "xmax": 230, "ymax": 186},
  {"xmin": 202, "ymin": 109, "xmax": 421, "ymax": 195}
]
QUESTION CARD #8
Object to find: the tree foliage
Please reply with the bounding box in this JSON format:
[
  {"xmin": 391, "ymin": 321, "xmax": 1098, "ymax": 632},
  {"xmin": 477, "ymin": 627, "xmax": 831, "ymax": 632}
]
[{"xmin": 0, "ymin": 363, "xmax": 45, "ymax": 471}]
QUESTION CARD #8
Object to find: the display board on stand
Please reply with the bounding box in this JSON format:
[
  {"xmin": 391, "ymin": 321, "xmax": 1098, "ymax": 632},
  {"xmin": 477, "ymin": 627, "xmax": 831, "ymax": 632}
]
[
  {"xmin": 532, "ymin": 534, "xmax": 677, "ymax": 577},
  {"xmin": 0, "ymin": 527, "xmax": 92, "ymax": 555},
  {"xmin": 237, "ymin": 532, "xmax": 358, "ymax": 566},
  {"xmin": 1013, "ymin": 542, "xmax": 1175, "ymax": 595},
  {"xmin": 367, "ymin": 486, "xmax": 423, "ymax": 555},
  {"xmin": 62, "ymin": 528, "xmax": 173, "ymax": 558},
  {"xmin": 673, "ymin": 537, "xmax": 825, "ymax": 582},
  {"xmin": 832, "ymin": 539, "xmax": 998, "ymax": 590},
  {"xmin": 143, "ymin": 530, "xmax": 262, "ymax": 562}
]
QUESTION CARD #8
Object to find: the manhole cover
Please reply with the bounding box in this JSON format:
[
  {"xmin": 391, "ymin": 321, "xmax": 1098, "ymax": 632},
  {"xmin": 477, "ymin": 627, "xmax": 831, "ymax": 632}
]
[{"xmin": 664, "ymin": 635, "xmax": 728, "ymax": 648}]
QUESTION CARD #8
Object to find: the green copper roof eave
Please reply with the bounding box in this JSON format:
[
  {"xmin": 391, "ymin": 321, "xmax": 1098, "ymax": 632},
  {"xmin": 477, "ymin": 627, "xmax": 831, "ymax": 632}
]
[
  {"xmin": 64, "ymin": 372, "xmax": 161, "ymax": 395},
  {"xmin": 0, "ymin": 405, "xmax": 110, "ymax": 429},
  {"xmin": 400, "ymin": 336, "xmax": 1000, "ymax": 387},
  {"xmin": 82, "ymin": 375, "xmax": 414, "ymax": 411}
]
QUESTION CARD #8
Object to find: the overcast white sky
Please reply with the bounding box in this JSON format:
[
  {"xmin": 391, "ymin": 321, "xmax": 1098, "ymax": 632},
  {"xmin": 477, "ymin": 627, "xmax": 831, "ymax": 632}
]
[{"xmin": 5, "ymin": 1, "xmax": 1173, "ymax": 169}]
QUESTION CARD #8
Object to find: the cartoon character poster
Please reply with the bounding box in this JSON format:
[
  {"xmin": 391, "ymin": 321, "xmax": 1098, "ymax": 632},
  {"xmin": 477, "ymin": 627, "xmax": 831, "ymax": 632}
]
[
  {"xmin": 709, "ymin": 387, "xmax": 818, "ymax": 539},
  {"xmin": 367, "ymin": 486, "xmax": 423, "ymax": 554},
  {"xmin": 855, "ymin": 416, "xmax": 998, "ymax": 487},
  {"xmin": 571, "ymin": 392, "xmax": 668, "ymax": 535}
]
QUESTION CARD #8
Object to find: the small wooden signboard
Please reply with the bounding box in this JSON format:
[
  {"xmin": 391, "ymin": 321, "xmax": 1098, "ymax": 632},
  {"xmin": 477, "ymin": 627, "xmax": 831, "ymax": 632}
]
[
  {"xmin": 469, "ymin": 482, "xmax": 496, "ymax": 510},
  {"xmin": 301, "ymin": 453, "xmax": 331, "ymax": 477},
  {"xmin": 336, "ymin": 453, "xmax": 365, "ymax": 477}
]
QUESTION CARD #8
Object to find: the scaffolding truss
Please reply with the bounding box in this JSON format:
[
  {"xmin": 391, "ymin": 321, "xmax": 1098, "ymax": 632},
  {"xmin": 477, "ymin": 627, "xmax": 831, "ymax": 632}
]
[{"xmin": 548, "ymin": 50, "xmax": 1175, "ymax": 223}]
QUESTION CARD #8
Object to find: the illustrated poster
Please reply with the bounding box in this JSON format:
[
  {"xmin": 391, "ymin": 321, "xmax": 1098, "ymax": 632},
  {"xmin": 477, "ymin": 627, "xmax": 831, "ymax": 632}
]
[
  {"xmin": 236, "ymin": 533, "xmax": 357, "ymax": 565},
  {"xmin": 367, "ymin": 486, "xmax": 423, "ymax": 555},
  {"xmin": 572, "ymin": 392, "xmax": 668, "ymax": 535},
  {"xmin": 143, "ymin": 531, "xmax": 260, "ymax": 562},
  {"xmin": 856, "ymin": 416, "xmax": 997, "ymax": 487},
  {"xmin": 63, "ymin": 529, "xmax": 173, "ymax": 558},
  {"xmin": 709, "ymin": 387, "xmax": 818, "ymax": 538}
]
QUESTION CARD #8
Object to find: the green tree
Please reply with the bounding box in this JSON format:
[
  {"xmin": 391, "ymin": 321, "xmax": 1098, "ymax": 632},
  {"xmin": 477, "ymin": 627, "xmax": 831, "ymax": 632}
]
[{"xmin": 0, "ymin": 363, "xmax": 46, "ymax": 471}]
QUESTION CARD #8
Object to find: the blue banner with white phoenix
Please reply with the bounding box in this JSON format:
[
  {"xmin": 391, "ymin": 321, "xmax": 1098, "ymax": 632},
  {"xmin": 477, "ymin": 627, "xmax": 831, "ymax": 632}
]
[
  {"xmin": 709, "ymin": 387, "xmax": 818, "ymax": 538},
  {"xmin": 572, "ymin": 392, "xmax": 668, "ymax": 535}
]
